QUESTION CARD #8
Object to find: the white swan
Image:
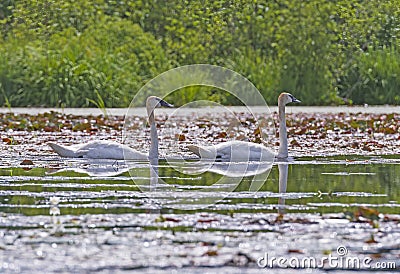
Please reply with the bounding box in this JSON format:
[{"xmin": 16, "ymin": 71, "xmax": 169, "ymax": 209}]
[
  {"xmin": 48, "ymin": 96, "xmax": 173, "ymax": 160},
  {"xmin": 187, "ymin": 92, "xmax": 300, "ymax": 161}
]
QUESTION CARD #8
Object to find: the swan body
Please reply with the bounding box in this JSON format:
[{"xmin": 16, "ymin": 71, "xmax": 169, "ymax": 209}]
[
  {"xmin": 187, "ymin": 92, "xmax": 300, "ymax": 161},
  {"xmin": 48, "ymin": 140, "xmax": 147, "ymax": 160},
  {"xmin": 49, "ymin": 96, "xmax": 173, "ymax": 160},
  {"xmin": 187, "ymin": 140, "xmax": 274, "ymax": 162}
]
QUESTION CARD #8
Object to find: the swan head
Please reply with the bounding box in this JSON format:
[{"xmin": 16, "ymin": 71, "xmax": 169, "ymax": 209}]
[
  {"xmin": 278, "ymin": 92, "xmax": 301, "ymax": 106},
  {"xmin": 146, "ymin": 96, "xmax": 174, "ymax": 118}
]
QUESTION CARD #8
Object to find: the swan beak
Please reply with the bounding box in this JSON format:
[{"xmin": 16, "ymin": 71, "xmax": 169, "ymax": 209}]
[
  {"xmin": 292, "ymin": 97, "xmax": 301, "ymax": 103},
  {"xmin": 158, "ymin": 99, "xmax": 174, "ymax": 108}
]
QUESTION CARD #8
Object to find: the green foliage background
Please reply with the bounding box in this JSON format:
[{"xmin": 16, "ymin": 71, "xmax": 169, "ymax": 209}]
[{"xmin": 0, "ymin": 0, "xmax": 399, "ymax": 107}]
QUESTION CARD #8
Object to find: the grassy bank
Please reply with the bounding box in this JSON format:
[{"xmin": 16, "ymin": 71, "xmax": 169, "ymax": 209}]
[{"xmin": 0, "ymin": 0, "xmax": 399, "ymax": 107}]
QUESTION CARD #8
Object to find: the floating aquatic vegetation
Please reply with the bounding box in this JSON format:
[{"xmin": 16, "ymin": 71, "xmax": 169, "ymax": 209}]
[
  {"xmin": 1, "ymin": 111, "xmax": 398, "ymax": 162},
  {"xmin": 0, "ymin": 111, "xmax": 399, "ymax": 272}
]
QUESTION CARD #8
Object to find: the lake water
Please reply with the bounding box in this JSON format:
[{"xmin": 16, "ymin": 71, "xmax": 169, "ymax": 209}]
[
  {"xmin": 1, "ymin": 156, "xmax": 399, "ymax": 215},
  {"xmin": 0, "ymin": 155, "xmax": 399, "ymax": 272}
]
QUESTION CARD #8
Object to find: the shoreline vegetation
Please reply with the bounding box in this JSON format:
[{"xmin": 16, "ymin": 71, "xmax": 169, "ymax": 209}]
[
  {"xmin": 0, "ymin": 1, "xmax": 399, "ymax": 107},
  {"xmin": 0, "ymin": 105, "xmax": 398, "ymax": 116}
]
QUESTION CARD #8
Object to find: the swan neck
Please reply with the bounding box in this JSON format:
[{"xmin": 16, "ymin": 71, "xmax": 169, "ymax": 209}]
[
  {"xmin": 278, "ymin": 102, "xmax": 288, "ymax": 158},
  {"xmin": 149, "ymin": 118, "xmax": 158, "ymax": 160}
]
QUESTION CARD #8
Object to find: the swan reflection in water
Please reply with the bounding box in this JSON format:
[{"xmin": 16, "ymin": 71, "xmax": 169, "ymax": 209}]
[
  {"xmin": 277, "ymin": 162, "xmax": 288, "ymax": 214},
  {"xmin": 46, "ymin": 159, "xmax": 137, "ymax": 177},
  {"xmin": 170, "ymin": 159, "xmax": 273, "ymax": 178},
  {"xmin": 46, "ymin": 157, "xmax": 289, "ymax": 212},
  {"xmin": 188, "ymin": 160, "xmax": 289, "ymax": 214},
  {"xmin": 46, "ymin": 158, "xmax": 273, "ymax": 180}
]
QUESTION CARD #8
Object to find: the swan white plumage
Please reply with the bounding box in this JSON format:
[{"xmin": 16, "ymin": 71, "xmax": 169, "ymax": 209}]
[
  {"xmin": 48, "ymin": 96, "xmax": 173, "ymax": 160},
  {"xmin": 48, "ymin": 140, "xmax": 148, "ymax": 160},
  {"xmin": 187, "ymin": 92, "xmax": 300, "ymax": 161}
]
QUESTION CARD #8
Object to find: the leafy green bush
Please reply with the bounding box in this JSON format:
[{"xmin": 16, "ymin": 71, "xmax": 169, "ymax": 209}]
[
  {"xmin": 0, "ymin": 19, "xmax": 168, "ymax": 107},
  {"xmin": 0, "ymin": 0, "xmax": 399, "ymax": 107},
  {"xmin": 339, "ymin": 47, "xmax": 400, "ymax": 105}
]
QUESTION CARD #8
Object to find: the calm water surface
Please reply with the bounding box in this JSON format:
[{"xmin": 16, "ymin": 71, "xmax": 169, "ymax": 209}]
[{"xmin": 0, "ymin": 155, "xmax": 398, "ymax": 216}]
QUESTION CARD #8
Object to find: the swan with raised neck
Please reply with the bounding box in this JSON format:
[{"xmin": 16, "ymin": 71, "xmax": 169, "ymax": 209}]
[
  {"xmin": 49, "ymin": 96, "xmax": 173, "ymax": 160},
  {"xmin": 146, "ymin": 96, "xmax": 173, "ymax": 160},
  {"xmin": 187, "ymin": 92, "xmax": 300, "ymax": 161},
  {"xmin": 277, "ymin": 92, "xmax": 301, "ymax": 159}
]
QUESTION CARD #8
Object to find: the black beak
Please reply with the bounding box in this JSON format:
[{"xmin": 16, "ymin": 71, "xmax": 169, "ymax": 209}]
[
  {"xmin": 292, "ymin": 96, "xmax": 301, "ymax": 103},
  {"xmin": 159, "ymin": 98, "xmax": 174, "ymax": 108}
]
